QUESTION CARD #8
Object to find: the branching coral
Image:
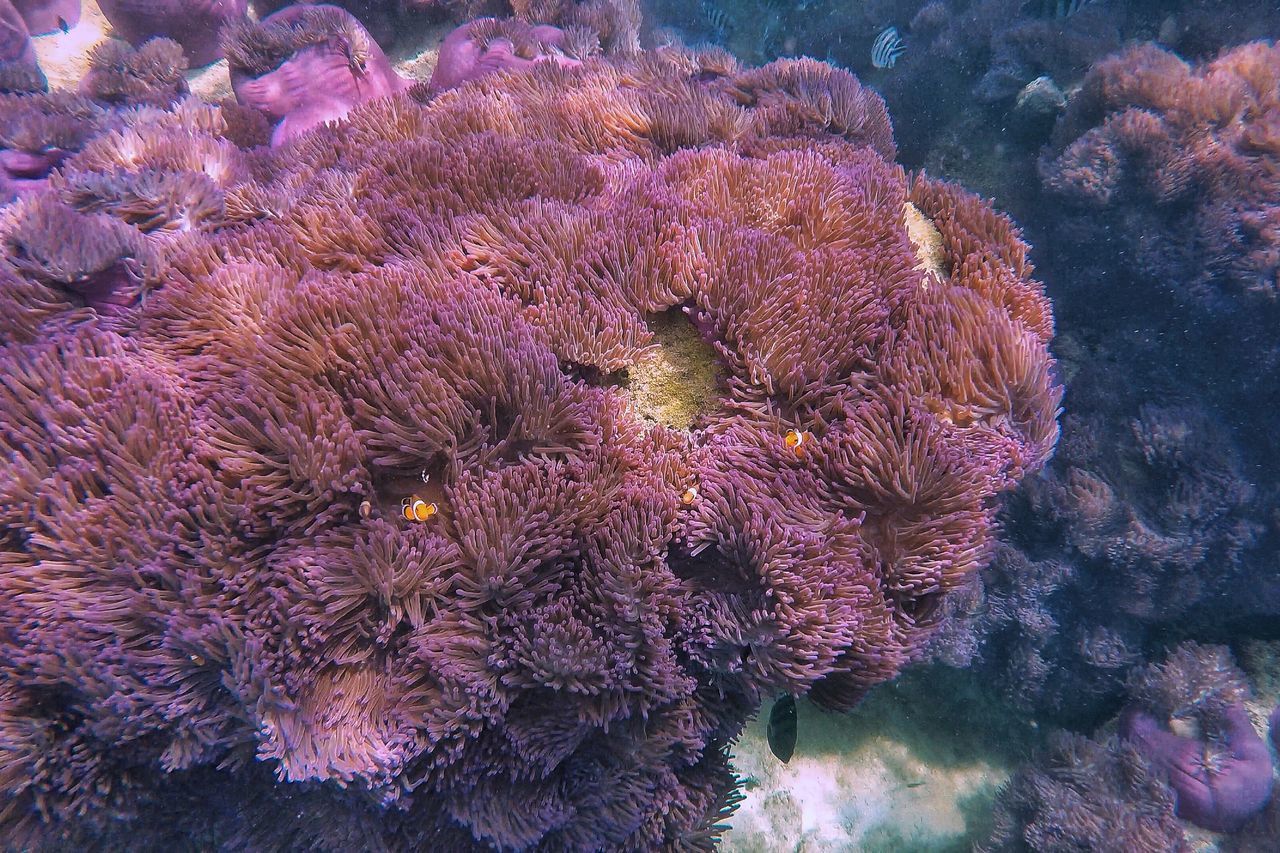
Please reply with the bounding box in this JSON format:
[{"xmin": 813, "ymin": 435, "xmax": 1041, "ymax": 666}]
[{"xmin": 0, "ymin": 44, "xmax": 1059, "ymax": 847}]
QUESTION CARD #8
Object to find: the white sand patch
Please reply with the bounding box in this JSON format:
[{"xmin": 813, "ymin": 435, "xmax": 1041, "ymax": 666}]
[
  {"xmin": 31, "ymin": 0, "xmax": 109, "ymax": 90},
  {"xmin": 724, "ymin": 697, "xmax": 1007, "ymax": 852}
]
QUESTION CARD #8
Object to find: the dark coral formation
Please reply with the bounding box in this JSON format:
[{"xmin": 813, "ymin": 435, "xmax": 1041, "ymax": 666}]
[
  {"xmin": 985, "ymin": 643, "xmax": 1279, "ymax": 848},
  {"xmin": 1042, "ymin": 41, "xmax": 1280, "ymax": 314},
  {"xmin": 930, "ymin": 389, "xmax": 1265, "ymax": 725},
  {"xmin": 0, "ymin": 43, "xmax": 1059, "ymax": 846},
  {"xmin": 982, "ymin": 730, "xmax": 1191, "ymax": 852}
]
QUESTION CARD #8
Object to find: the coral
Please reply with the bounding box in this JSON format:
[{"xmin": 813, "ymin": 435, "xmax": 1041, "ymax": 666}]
[
  {"xmin": 96, "ymin": 0, "xmax": 249, "ymax": 67},
  {"xmin": 931, "ymin": 383, "xmax": 1265, "ymax": 725},
  {"xmin": 224, "ymin": 4, "xmax": 412, "ymax": 146},
  {"xmin": 981, "ymin": 730, "xmax": 1189, "ymax": 852},
  {"xmin": 0, "ymin": 48, "xmax": 1058, "ymax": 847}
]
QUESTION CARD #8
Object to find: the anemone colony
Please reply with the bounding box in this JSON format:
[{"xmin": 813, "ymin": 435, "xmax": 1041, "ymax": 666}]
[{"xmin": 0, "ymin": 1, "xmax": 1062, "ymax": 845}]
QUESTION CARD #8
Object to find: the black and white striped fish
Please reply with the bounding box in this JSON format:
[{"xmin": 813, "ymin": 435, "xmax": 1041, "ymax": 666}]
[
  {"xmin": 701, "ymin": 0, "xmax": 733, "ymax": 37},
  {"xmin": 871, "ymin": 26, "xmax": 906, "ymax": 69},
  {"xmin": 1024, "ymin": 0, "xmax": 1096, "ymax": 18}
]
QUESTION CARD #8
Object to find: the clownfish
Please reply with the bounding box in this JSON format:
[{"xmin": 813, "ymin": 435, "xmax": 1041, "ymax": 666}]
[
  {"xmin": 358, "ymin": 499, "xmax": 373, "ymax": 519},
  {"xmin": 401, "ymin": 496, "xmax": 438, "ymax": 522},
  {"xmin": 783, "ymin": 429, "xmax": 811, "ymax": 457},
  {"xmin": 680, "ymin": 486, "xmax": 698, "ymax": 505}
]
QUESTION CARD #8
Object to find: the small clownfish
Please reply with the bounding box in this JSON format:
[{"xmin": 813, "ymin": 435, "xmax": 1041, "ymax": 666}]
[
  {"xmin": 783, "ymin": 429, "xmax": 811, "ymax": 457},
  {"xmin": 358, "ymin": 499, "xmax": 373, "ymax": 519},
  {"xmin": 401, "ymin": 496, "xmax": 438, "ymax": 522},
  {"xmin": 681, "ymin": 486, "xmax": 698, "ymax": 505}
]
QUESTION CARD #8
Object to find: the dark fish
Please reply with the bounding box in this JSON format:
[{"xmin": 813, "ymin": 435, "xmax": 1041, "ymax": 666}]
[
  {"xmin": 57, "ymin": 16, "xmax": 70, "ymax": 34},
  {"xmin": 767, "ymin": 694, "xmax": 797, "ymax": 763}
]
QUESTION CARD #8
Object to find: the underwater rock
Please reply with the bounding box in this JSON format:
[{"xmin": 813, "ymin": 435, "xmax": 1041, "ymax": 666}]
[
  {"xmin": 97, "ymin": 0, "xmax": 247, "ymax": 67},
  {"xmin": 0, "ymin": 0, "xmax": 36, "ymax": 68},
  {"xmin": 1013, "ymin": 75, "xmax": 1065, "ymax": 119},
  {"xmin": 12, "ymin": 0, "xmax": 79, "ymax": 36}
]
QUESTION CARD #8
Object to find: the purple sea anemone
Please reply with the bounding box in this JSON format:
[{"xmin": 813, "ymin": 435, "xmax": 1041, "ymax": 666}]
[{"xmin": 0, "ymin": 48, "xmax": 1060, "ymax": 846}]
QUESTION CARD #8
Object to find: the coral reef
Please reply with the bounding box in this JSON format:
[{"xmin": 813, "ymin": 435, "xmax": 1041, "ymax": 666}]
[
  {"xmin": 0, "ymin": 37, "xmax": 1059, "ymax": 847},
  {"xmin": 645, "ymin": 0, "xmax": 1280, "ymax": 172}
]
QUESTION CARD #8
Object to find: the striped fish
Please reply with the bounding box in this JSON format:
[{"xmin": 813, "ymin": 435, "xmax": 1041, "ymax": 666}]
[
  {"xmin": 701, "ymin": 0, "xmax": 732, "ymax": 37},
  {"xmin": 1025, "ymin": 0, "xmax": 1096, "ymax": 17},
  {"xmin": 871, "ymin": 26, "xmax": 906, "ymax": 69}
]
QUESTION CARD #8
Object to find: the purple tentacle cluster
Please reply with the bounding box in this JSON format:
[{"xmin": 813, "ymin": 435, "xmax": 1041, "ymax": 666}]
[{"xmin": 0, "ymin": 38, "xmax": 1059, "ymax": 848}]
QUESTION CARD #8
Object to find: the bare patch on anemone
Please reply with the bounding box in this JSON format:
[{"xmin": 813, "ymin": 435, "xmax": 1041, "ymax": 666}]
[
  {"xmin": 903, "ymin": 201, "xmax": 948, "ymax": 281},
  {"xmin": 621, "ymin": 308, "xmax": 724, "ymax": 432}
]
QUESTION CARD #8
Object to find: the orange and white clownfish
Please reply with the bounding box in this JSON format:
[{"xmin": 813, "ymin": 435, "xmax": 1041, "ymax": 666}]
[
  {"xmin": 783, "ymin": 429, "xmax": 811, "ymax": 457},
  {"xmin": 401, "ymin": 496, "xmax": 438, "ymax": 522},
  {"xmin": 680, "ymin": 485, "xmax": 698, "ymax": 505}
]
